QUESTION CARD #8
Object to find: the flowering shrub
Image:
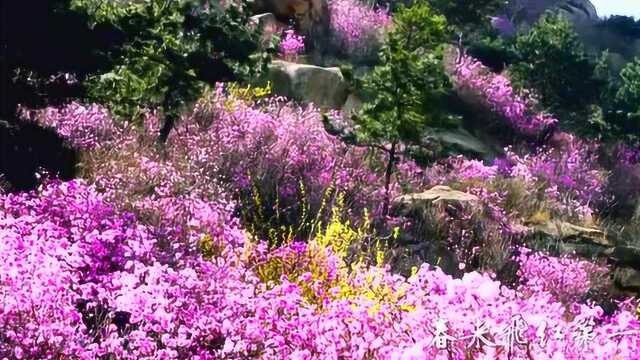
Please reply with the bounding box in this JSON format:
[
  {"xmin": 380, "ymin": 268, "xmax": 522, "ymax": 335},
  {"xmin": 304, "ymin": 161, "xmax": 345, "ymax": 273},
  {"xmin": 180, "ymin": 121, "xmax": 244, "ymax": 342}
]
[
  {"xmin": 416, "ymin": 139, "xmax": 608, "ymax": 272},
  {"xmin": 10, "ymin": 78, "xmax": 639, "ymax": 359},
  {"xmin": 30, "ymin": 85, "xmax": 423, "ymax": 245},
  {"xmin": 167, "ymin": 85, "xmax": 426, "ymax": 239},
  {"xmin": 279, "ymin": 29, "xmax": 305, "ymax": 61},
  {"xmin": 0, "ymin": 180, "xmax": 248, "ymax": 358},
  {"xmin": 500, "ymin": 134, "xmax": 608, "ymax": 220},
  {"xmin": 454, "ymin": 54, "xmax": 558, "ymax": 136},
  {"xmin": 416, "ymin": 156, "xmax": 525, "ymax": 272},
  {"xmin": 516, "ymin": 247, "xmax": 608, "ymax": 305},
  {"xmin": 19, "ymin": 102, "xmax": 117, "ymax": 150},
  {"xmin": 328, "ymin": 0, "xmax": 392, "ymax": 58},
  {"xmin": 2, "ymin": 181, "xmax": 639, "ymax": 359}
]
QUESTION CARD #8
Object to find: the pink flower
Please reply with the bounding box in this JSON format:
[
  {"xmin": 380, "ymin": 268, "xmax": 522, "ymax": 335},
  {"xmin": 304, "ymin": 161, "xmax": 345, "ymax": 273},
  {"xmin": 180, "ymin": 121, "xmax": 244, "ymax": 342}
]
[{"xmin": 279, "ymin": 29, "xmax": 305, "ymax": 61}]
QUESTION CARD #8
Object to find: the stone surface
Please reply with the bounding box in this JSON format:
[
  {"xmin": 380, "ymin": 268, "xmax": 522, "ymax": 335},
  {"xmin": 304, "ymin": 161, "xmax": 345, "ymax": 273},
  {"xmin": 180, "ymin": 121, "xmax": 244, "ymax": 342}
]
[
  {"xmin": 532, "ymin": 220, "xmax": 612, "ymax": 247},
  {"xmin": 605, "ymin": 246, "xmax": 640, "ymax": 270},
  {"xmin": 392, "ymin": 185, "xmax": 478, "ymax": 218},
  {"xmin": 251, "ymin": 0, "xmax": 329, "ymax": 41},
  {"xmin": 341, "ymin": 94, "xmax": 362, "ymax": 119},
  {"xmin": 613, "ymin": 267, "xmax": 640, "ymax": 291},
  {"xmin": 393, "ymin": 185, "xmax": 479, "ymax": 208},
  {"xmin": 506, "ymin": 0, "xmax": 598, "ymax": 28},
  {"xmin": 430, "ymin": 128, "xmax": 497, "ymax": 162},
  {"xmin": 268, "ymin": 60, "xmax": 348, "ymax": 109}
]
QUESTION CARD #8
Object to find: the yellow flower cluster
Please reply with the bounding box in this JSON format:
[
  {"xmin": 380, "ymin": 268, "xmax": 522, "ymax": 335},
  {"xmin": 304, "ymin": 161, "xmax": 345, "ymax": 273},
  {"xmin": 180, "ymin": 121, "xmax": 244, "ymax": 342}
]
[{"xmin": 228, "ymin": 81, "xmax": 272, "ymax": 104}]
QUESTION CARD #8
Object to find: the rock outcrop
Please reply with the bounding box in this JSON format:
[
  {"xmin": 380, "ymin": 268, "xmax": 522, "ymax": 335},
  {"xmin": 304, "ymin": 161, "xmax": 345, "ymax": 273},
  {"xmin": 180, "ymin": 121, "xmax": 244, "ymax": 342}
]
[
  {"xmin": 267, "ymin": 60, "xmax": 348, "ymax": 109},
  {"xmin": 250, "ymin": 13, "xmax": 284, "ymax": 35},
  {"xmin": 393, "ymin": 185, "xmax": 478, "ymax": 210},
  {"xmin": 251, "ymin": 0, "xmax": 330, "ymax": 48},
  {"xmin": 614, "ymin": 267, "xmax": 640, "ymax": 292},
  {"xmin": 506, "ymin": 0, "xmax": 598, "ymax": 28},
  {"xmin": 525, "ymin": 219, "xmax": 640, "ymax": 294}
]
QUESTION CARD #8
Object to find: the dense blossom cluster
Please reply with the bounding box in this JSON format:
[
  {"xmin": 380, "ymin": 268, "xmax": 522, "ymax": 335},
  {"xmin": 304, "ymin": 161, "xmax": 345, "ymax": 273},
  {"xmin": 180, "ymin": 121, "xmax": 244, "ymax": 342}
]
[
  {"xmin": 167, "ymin": 85, "xmax": 428, "ymax": 230},
  {"xmin": 279, "ymin": 29, "xmax": 305, "ymax": 61},
  {"xmin": 516, "ymin": 247, "xmax": 607, "ymax": 305},
  {"xmin": 500, "ymin": 135, "xmax": 608, "ymax": 219},
  {"xmin": 328, "ymin": 0, "xmax": 391, "ymax": 57},
  {"xmin": 4, "ymin": 77, "xmax": 639, "ymax": 358},
  {"xmin": 19, "ymin": 102, "xmax": 117, "ymax": 150},
  {"xmin": 1, "ymin": 182, "xmax": 638, "ymax": 359},
  {"xmin": 419, "ymin": 136, "xmax": 608, "ymax": 268},
  {"xmin": 454, "ymin": 55, "xmax": 558, "ymax": 136}
]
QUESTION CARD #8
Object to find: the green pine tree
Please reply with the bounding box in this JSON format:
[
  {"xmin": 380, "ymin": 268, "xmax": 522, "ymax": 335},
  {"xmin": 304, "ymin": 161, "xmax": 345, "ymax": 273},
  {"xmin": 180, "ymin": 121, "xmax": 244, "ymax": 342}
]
[{"xmin": 352, "ymin": 0, "xmax": 458, "ymax": 216}]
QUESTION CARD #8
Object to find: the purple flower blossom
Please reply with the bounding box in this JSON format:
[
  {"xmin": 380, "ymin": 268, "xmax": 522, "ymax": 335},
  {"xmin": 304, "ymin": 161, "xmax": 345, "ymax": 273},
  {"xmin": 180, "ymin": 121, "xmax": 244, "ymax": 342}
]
[
  {"xmin": 279, "ymin": 29, "xmax": 305, "ymax": 61},
  {"xmin": 454, "ymin": 55, "xmax": 558, "ymax": 136}
]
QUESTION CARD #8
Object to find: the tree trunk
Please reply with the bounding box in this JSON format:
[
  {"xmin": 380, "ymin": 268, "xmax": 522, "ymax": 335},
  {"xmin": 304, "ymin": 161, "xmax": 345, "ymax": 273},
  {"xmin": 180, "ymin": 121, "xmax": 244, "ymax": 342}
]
[{"xmin": 382, "ymin": 141, "xmax": 397, "ymax": 217}]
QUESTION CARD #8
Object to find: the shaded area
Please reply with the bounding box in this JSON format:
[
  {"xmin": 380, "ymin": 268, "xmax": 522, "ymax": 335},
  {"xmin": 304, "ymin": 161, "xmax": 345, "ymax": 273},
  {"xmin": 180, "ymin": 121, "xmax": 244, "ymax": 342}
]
[{"xmin": 0, "ymin": 122, "xmax": 77, "ymax": 192}]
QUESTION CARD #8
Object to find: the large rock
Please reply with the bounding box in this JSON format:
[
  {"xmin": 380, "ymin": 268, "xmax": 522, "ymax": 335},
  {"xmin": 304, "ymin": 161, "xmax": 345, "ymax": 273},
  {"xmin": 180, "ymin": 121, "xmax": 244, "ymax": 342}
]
[
  {"xmin": 526, "ymin": 220, "xmax": 612, "ymax": 258},
  {"xmin": 268, "ymin": 60, "xmax": 348, "ymax": 109},
  {"xmin": 532, "ymin": 220, "xmax": 611, "ymax": 246},
  {"xmin": 390, "ymin": 186, "xmax": 475, "ymax": 277},
  {"xmin": 251, "ymin": 0, "xmax": 329, "ymax": 44},
  {"xmin": 506, "ymin": 0, "xmax": 598, "ymax": 28},
  {"xmin": 392, "ymin": 185, "xmax": 478, "ymax": 218},
  {"xmin": 341, "ymin": 94, "xmax": 362, "ymax": 119},
  {"xmin": 393, "ymin": 185, "xmax": 478, "ymax": 208},
  {"xmin": 605, "ymin": 246, "xmax": 640, "ymax": 270},
  {"xmin": 613, "ymin": 267, "xmax": 640, "ymax": 291},
  {"xmin": 430, "ymin": 128, "xmax": 498, "ymax": 162}
]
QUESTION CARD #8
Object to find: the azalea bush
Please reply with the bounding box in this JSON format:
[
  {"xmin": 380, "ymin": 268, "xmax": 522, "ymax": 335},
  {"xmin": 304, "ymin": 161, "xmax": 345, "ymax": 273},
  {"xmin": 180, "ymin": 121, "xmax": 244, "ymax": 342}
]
[
  {"xmin": 453, "ymin": 54, "xmax": 558, "ymax": 136},
  {"xmin": 328, "ymin": 0, "xmax": 392, "ymax": 59},
  {"xmin": 499, "ymin": 135, "xmax": 608, "ymax": 220},
  {"xmin": 1, "ymin": 180, "xmax": 639, "ymax": 359},
  {"xmin": 5, "ymin": 1, "xmax": 640, "ymax": 358},
  {"xmin": 516, "ymin": 247, "xmax": 609, "ymax": 306},
  {"xmin": 33, "ymin": 84, "xmax": 422, "ymax": 244}
]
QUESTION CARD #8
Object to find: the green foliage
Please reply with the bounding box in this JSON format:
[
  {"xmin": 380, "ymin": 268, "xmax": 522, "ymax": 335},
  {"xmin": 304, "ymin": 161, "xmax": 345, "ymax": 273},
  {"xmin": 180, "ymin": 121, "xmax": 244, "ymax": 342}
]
[
  {"xmin": 73, "ymin": 0, "xmax": 272, "ymax": 133},
  {"xmin": 353, "ymin": 0, "xmax": 458, "ymax": 214},
  {"xmin": 427, "ymin": 0, "xmax": 506, "ymax": 34},
  {"xmin": 609, "ymin": 58, "xmax": 640, "ymax": 135},
  {"xmin": 355, "ymin": 1, "xmax": 455, "ymax": 145},
  {"xmin": 509, "ymin": 15, "xmax": 606, "ymax": 132},
  {"xmin": 616, "ymin": 58, "xmax": 640, "ymax": 116},
  {"xmin": 509, "ymin": 15, "xmax": 606, "ymax": 133}
]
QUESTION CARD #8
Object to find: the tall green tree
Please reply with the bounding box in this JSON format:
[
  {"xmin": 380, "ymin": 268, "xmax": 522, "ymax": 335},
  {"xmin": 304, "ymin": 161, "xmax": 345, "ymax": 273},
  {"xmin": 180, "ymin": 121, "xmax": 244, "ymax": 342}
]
[
  {"xmin": 351, "ymin": 0, "xmax": 457, "ymax": 215},
  {"xmin": 509, "ymin": 15, "xmax": 606, "ymax": 133},
  {"xmin": 606, "ymin": 58, "xmax": 640, "ymax": 138},
  {"xmin": 72, "ymin": 0, "xmax": 273, "ymax": 140},
  {"xmin": 428, "ymin": 0, "xmax": 507, "ymax": 37}
]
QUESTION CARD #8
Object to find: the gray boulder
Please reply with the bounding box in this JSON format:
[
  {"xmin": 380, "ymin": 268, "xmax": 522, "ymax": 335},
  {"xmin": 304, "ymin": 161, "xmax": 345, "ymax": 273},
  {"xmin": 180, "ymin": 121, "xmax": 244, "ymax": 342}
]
[
  {"xmin": 613, "ymin": 267, "xmax": 640, "ymax": 291},
  {"xmin": 341, "ymin": 94, "xmax": 363, "ymax": 119},
  {"xmin": 605, "ymin": 246, "xmax": 640, "ymax": 270},
  {"xmin": 429, "ymin": 128, "xmax": 499, "ymax": 162},
  {"xmin": 526, "ymin": 220, "xmax": 612, "ymax": 258},
  {"xmin": 392, "ymin": 185, "xmax": 478, "ymax": 214},
  {"xmin": 267, "ymin": 60, "xmax": 349, "ymax": 109},
  {"xmin": 506, "ymin": 0, "xmax": 598, "ymax": 29},
  {"xmin": 532, "ymin": 220, "xmax": 611, "ymax": 246}
]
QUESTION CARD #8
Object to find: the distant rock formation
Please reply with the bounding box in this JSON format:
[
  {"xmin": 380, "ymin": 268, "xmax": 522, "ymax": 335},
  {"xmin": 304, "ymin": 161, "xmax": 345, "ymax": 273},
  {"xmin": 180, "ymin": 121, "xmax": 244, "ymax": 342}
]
[
  {"xmin": 506, "ymin": 0, "xmax": 598, "ymax": 28},
  {"xmin": 500, "ymin": 0, "xmax": 640, "ymax": 72}
]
